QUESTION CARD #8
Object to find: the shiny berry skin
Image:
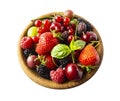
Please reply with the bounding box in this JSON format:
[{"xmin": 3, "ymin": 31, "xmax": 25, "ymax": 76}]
[
  {"xmin": 43, "ymin": 19, "xmax": 51, "ymax": 31},
  {"xmin": 65, "ymin": 63, "xmax": 83, "ymax": 81},
  {"xmin": 50, "ymin": 68, "xmax": 65, "ymax": 83},
  {"xmin": 20, "ymin": 36, "xmax": 33, "ymax": 49},
  {"xmin": 81, "ymin": 31, "xmax": 97, "ymax": 42},
  {"xmin": 27, "ymin": 55, "xmax": 40, "ymax": 68},
  {"xmin": 50, "ymin": 22, "xmax": 62, "ymax": 32},
  {"xmin": 86, "ymin": 31, "xmax": 97, "ymax": 41},
  {"xmin": 68, "ymin": 28, "xmax": 74, "ymax": 35},
  {"xmin": 68, "ymin": 35, "xmax": 74, "ymax": 42},
  {"xmin": 37, "ymin": 27, "xmax": 45, "ymax": 35},
  {"xmin": 63, "ymin": 17, "xmax": 70, "ymax": 26},
  {"xmin": 81, "ymin": 33, "xmax": 90, "ymax": 42},
  {"xmin": 55, "ymin": 15, "xmax": 63, "ymax": 23},
  {"xmin": 64, "ymin": 10, "xmax": 73, "ymax": 18},
  {"xmin": 34, "ymin": 20, "xmax": 42, "ymax": 27},
  {"xmin": 32, "ymin": 36, "xmax": 39, "ymax": 43}
]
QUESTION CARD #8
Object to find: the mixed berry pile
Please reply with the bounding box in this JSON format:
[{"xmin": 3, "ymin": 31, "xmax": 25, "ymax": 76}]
[{"xmin": 20, "ymin": 10, "xmax": 100, "ymax": 83}]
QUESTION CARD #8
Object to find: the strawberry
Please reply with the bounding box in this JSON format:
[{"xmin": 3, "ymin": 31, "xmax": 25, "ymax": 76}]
[
  {"xmin": 36, "ymin": 32, "xmax": 58, "ymax": 55},
  {"xmin": 45, "ymin": 55, "xmax": 56, "ymax": 69},
  {"xmin": 50, "ymin": 68, "xmax": 65, "ymax": 83},
  {"xmin": 79, "ymin": 44, "xmax": 100, "ymax": 66}
]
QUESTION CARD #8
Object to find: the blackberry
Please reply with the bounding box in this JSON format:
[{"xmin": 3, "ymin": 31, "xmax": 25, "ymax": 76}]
[
  {"xmin": 57, "ymin": 56, "xmax": 72, "ymax": 67},
  {"xmin": 78, "ymin": 18, "xmax": 85, "ymax": 23},
  {"xmin": 77, "ymin": 21, "xmax": 87, "ymax": 36},
  {"xmin": 78, "ymin": 18, "xmax": 93, "ymax": 31},
  {"xmin": 61, "ymin": 31, "xmax": 69, "ymax": 39},
  {"xmin": 23, "ymin": 49, "xmax": 37, "ymax": 58},
  {"xmin": 85, "ymin": 21, "xmax": 93, "ymax": 31},
  {"xmin": 36, "ymin": 64, "xmax": 50, "ymax": 79},
  {"xmin": 60, "ymin": 31, "xmax": 69, "ymax": 44}
]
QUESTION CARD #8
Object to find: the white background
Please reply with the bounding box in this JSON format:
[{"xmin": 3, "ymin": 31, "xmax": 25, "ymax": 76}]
[{"xmin": 0, "ymin": 0, "xmax": 120, "ymax": 101}]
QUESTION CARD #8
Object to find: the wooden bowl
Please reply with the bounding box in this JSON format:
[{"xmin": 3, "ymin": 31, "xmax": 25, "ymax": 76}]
[{"xmin": 18, "ymin": 12, "xmax": 103, "ymax": 89}]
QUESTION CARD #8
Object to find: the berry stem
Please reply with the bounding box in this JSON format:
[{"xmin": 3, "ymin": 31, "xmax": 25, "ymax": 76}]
[
  {"xmin": 52, "ymin": 57, "xmax": 59, "ymax": 67},
  {"xmin": 91, "ymin": 40, "xmax": 101, "ymax": 48},
  {"xmin": 86, "ymin": 67, "xmax": 91, "ymax": 72},
  {"xmin": 71, "ymin": 51, "xmax": 75, "ymax": 63},
  {"xmin": 74, "ymin": 21, "xmax": 79, "ymax": 40}
]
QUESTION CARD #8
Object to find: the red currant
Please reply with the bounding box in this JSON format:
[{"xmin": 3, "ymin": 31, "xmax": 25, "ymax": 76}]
[
  {"xmin": 55, "ymin": 15, "xmax": 63, "ymax": 23},
  {"xmin": 71, "ymin": 24, "xmax": 76, "ymax": 30},
  {"xmin": 68, "ymin": 35, "xmax": 74, "ymax": 42},
  {"xmin": 68, "ymin": 28, "xmax": 74, "ymax": 35},
  {"xmin": 32, "ymin": 36, "xmax": 39, "ymax": 43},
  {"xmin": 43, "ymin": 19, "xmax": 51, "ymax": 31},
  {"xmin": 34, "ymin": 20, "xmax": 42, "ymax": 27},
  {"xmin": 50, "ymin": 22, "xmax": 62, "ymax": 32},
  {"xmin": 63, "ymin": 17, "xmax": 70, "ymax": 26},
  {"xmin": 37, "ymin": 27, "xmax": 45, "ymax": 34}
]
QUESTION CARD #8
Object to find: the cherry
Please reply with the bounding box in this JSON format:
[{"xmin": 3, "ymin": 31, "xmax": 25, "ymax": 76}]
[
  {"xmin": 68, "ymin": 28, "xmax": 74, "ymax": 35},
  {"xmin": 71, "ymin": 24, "xmax": 76, "ymax": 30},
  {"xmin": 86, "ymin": 31, "xmax": 97, "ymax": 41},
  {"xmin": 68, "ymin": 35, "xmax": 74, "ymax": 42},
  {"xmin": 55, "ymin": 15, "xmax": 63, "ymax": 23},
  {"xmin": 65, "ymin": 63, "xmax": 83, "ymax": 81},
  {"xmin": 81, "ymin": 33, "xmax": 90, "ymax": 42},
  {"xmin": 63, "ymin": 17, "xmax": 70, "ymax": 26},
  {"xmin": 50, "ymin": 22, "xmax": 62, "ymax": 32},
  {"xmin": 74, "ymin": 50, "xmax": 82, "ymax": 59},
  {"xmin": 32, "ymin": 36, "xmax": 39, "ymax": 43},
  {"xmin": 81, "ymin": 31, "xmax": 97, "ymax": 42},
  {"xmin": 34, "ymin": 20, "xmax": 42, "ymax": 27}
]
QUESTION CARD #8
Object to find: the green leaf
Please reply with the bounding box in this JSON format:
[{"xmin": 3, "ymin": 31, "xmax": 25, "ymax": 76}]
[
  {"xmin": 51, "ymin": 44, "xmax": 71, "ymax": 59},
  {"xmin": 70, "ymin": 19, "xmax": 78, "ymax": 24},
  {"xmin": 70, "ymin": 39, "xmax": 86, "ymax": 51}
]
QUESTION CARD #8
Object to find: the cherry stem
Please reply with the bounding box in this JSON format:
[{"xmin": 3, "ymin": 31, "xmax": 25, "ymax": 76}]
[
  {"xmin": 71, "ymin": 51, "xmax": 75, "ymax": 63},
  {"xmin": 82, "ymin": 32, "xmax": 85, "ymax": 35},
  {"xmin": 74, "ymin": 21, "xmax": 79, "ymax": 40},
  {"xmin": 52, "ymin": 57, "xmax": 59, "ymax": 67},
  {"xmin": 91, "ymin": 40, "xmax": 101, "ymax": 48}
]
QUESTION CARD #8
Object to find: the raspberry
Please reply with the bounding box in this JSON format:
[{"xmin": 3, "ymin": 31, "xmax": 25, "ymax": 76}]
[
  {"xmin": 50, "ymin": 68, "xmax": 65, "ymax": 83},
  {"xmin": 20, "ymin": 36, "xmax": 33, "ymax": 49}
]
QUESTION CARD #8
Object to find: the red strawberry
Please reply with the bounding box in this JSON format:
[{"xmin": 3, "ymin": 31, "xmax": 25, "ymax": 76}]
[
  {"xmin": 50, "ymin": 68, "xmax": 65, "ymax": 83},
  {"xmin": 79, "ymin": 44, "xmax": 100, "ymax": 66},
  {"xmin": 20, "ymin": 36, "xmax": 33, "ymax": 49},
  {"xmin": 45, "ymin": 55, "xmax": 56, "ymax": 69},
  {"xmin": 36, "ymin": 32, "xmax": 58, "ymax": 55}
]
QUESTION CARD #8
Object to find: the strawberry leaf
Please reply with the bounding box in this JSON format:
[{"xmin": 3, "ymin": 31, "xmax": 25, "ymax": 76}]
[
  {"xmin": 70, "ymin": 39, "xmax": 86, "ymax": 51},
  {"xmin": 51, "ymin": 44, "xmax": 71, "ymax": 59}
]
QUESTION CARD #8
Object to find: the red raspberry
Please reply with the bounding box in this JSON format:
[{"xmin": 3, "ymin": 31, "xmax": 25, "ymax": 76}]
[
  {"xmin": 50, "ymin": 68, "xmax": 65, "ymax": 83},
  {"xmin": 20, "ymin": 36, "xmax": 33, "ymax": 49}
]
